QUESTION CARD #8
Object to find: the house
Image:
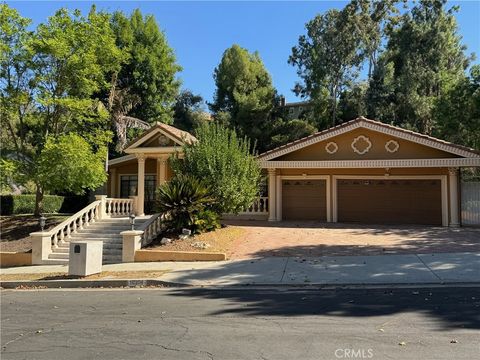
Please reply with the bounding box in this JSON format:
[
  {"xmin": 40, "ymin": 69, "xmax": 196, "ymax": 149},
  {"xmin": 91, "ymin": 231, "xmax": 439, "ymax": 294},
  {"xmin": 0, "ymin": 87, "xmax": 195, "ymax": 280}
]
[
  {"xmin": 106, "ymin": 117, "xmax": 480, "ymax": 227},
  {"xmin": 258, "ymin": 117, "xmax": 480, "ymax": 227},
  {"xmin": 106, "ymin": 122, "xmax": 196, "ymax": 216},
  {"xmin": 278, "ymin": 96, "xmax": 312, "ymax": 120}
]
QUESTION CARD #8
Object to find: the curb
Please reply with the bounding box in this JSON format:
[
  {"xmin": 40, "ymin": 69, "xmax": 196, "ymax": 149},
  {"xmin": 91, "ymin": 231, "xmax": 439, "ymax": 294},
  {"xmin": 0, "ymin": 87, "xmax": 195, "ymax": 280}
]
[
  {"xmin": 2, "ymin": 280, "xmax": 480, "ymax": 290},
  {"xmin": 0, "ymin": 279, "xmax": 189, "ymax": 289}
]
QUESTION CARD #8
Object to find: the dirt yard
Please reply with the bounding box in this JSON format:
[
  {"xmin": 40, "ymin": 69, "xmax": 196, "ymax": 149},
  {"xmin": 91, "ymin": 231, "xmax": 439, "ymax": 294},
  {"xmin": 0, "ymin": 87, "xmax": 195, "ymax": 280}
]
[{"xmin": 0, "ymin": 215, "xmax": 68, "ymax": 252}]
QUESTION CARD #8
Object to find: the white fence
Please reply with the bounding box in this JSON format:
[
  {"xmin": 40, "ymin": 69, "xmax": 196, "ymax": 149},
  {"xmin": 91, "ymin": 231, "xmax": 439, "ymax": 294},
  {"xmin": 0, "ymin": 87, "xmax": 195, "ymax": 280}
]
[{"xmin": 461, "ymin": 181, "xmax": 480, "ymax": 225}]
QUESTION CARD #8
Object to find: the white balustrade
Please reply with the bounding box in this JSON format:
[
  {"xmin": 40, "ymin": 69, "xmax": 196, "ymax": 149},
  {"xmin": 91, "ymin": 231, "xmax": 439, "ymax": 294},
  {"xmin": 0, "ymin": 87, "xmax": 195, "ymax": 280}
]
[
  {"xmin": 138, "ymin": 213, "xmax": 163, "ymax": 246},
  {"xmin": 32, "ymin": 200, "xmax": 102, "ymax": 254},
  {"xmin": 106, "ymin": 198, "xmax": 134, "ymax": 216},
  {"xmin": 241, "ymin": 197, "xmax": 269, "ymax": 214}
]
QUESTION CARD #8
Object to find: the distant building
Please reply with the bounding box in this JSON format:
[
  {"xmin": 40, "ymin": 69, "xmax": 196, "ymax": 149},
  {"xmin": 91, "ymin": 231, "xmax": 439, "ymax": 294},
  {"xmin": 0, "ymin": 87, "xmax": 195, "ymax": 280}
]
[{"xmin": 278, "ymin": 96, "xmax": 312, "ymax": 120}]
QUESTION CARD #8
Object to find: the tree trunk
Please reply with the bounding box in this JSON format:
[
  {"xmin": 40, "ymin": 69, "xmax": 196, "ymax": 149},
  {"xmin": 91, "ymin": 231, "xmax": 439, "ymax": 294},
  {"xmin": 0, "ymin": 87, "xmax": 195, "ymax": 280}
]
[
  {"xmin": 34, "ymin": 185, "xmax": 44, "ymax": 216},
  {"xmin": 332, "ymin": 87, "xmax": 338, "ymax": 127}
]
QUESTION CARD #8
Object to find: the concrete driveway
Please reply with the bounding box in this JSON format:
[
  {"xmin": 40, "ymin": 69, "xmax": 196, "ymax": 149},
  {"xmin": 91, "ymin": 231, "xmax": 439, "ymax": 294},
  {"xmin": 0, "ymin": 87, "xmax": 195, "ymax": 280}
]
[{"xmin": 224, "ymin": 220, "xmax": 480, "ymax": 259}]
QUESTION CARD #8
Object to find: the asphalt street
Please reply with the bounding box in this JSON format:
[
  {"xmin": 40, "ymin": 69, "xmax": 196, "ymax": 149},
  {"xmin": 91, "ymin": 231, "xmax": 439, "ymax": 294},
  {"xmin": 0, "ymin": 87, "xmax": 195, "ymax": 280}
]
[{"xmin": 1, "ymin": 286, "xmax": 480, "ymax": 360}]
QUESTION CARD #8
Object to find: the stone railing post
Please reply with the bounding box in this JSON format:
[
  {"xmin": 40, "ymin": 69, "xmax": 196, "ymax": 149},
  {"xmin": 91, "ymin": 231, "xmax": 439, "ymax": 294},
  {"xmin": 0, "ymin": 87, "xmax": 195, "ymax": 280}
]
[
  {"xmin": 31, "ymin": 232, "xmax": 53, "ymax": 264},
  {"xmin": 121, "ymin": 230, "xmax": 144, "ymax": 263},
  {"xmin": 129, "ymin": 195, "xmax": 139, "ymax": 216},
  {"xmin": 95, "ymin": 195, "xmax": 108, "ymax": 219}
]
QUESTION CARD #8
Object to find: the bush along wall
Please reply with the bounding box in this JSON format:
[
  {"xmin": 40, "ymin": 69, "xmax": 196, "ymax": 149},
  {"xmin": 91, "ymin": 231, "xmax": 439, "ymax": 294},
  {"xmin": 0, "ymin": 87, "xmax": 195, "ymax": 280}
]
[{"xmin": 0, "ymin": 195, "xmax": 64, "ymax": 215}]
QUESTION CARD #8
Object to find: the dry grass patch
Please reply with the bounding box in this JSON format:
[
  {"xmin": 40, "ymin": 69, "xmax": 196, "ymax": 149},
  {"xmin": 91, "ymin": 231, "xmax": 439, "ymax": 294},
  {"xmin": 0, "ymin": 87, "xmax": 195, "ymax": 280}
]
[
  {"xmin": 148, "ymin": 225, "xmax": 245, "ymax": 257},
  {"xmin": 0, "ymin": 270, "xmax": 168, "ymax": 282}
]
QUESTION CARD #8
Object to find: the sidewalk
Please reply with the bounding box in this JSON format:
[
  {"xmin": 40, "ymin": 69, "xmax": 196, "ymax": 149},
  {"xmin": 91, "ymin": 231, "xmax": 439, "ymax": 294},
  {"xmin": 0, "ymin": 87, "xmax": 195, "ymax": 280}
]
[{"xmin": 1, "ymin": 252, "xmax": 479, "ymax": 286}]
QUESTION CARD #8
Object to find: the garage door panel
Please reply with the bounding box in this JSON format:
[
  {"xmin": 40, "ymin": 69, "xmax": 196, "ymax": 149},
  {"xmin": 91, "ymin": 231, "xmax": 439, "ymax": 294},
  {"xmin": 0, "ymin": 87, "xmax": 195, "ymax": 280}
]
[
  {"xmin": 282, "ymin": 180, "xmax": 326, "ymax": 221},
  {"xmin": 337, "ymin": 179, "xmax": 442, "ymax": 225}
]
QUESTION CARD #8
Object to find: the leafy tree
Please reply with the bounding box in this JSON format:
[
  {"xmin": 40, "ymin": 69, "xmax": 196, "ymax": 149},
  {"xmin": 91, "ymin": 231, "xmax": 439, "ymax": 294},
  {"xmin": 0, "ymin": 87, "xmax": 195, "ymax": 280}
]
[
  {"xmin": 36, "ymin": 134, "xmax": 107, "ymax": 196},
  {"xmin": 171, "ymin": 123, "xmax": 262, "ymax": 214},
  {"xmin": 269, "ymin": 119, "xmax": 317, "ymax": 151},
  {"xmin": 369, "ymin": 0, "xmax": 472, "ymax": 133},
  {"xmin": 172, "ymin": 90, "xmax": 209, "ymax": 132},
  {"xmin": 210, "ymin": 44, "xmax": 277, "ymax": 149},
  {"xmin": 434, "ymin": 65, "xmax": 480, "ymax": 149},
  {"xmin": 109, "ymin": 9, "xmax": 181, "ymax": 124},
  {"xmin": 289, "ymin": 6, "xmax": 364, "ymax": 126},
  {"xmin": 338, "ymin": 82, "xmax": 368, "ymax": 120},
  {"xmin": 0, "ymin": 5, "xmax": 119, "ymax": 214},
  {"xmin": 0, "ymin": 159, "xmax": 17, "ymax": 194}
]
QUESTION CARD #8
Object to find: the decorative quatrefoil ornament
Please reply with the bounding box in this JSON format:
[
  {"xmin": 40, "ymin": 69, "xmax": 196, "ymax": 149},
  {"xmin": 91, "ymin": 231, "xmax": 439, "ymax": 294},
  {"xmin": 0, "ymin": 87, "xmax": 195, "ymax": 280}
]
[{"xmin": 351, "ymin": 135, "xmax": 372, "ymax": 155}]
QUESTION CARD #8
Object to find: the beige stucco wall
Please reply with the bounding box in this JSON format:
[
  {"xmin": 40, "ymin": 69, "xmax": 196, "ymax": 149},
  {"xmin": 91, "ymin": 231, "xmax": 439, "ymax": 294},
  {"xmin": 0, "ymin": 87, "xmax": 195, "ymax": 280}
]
[{"xmin": 276, "ymin": 128, "xmax": 459, "ymax": 161}]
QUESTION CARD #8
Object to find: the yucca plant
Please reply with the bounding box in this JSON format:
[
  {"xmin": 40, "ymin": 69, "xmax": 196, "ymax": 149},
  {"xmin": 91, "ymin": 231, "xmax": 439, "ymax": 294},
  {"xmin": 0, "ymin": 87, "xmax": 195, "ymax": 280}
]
[{"xmin": 156, "ymin": 174, "xmax": 218, "ymax": 233}]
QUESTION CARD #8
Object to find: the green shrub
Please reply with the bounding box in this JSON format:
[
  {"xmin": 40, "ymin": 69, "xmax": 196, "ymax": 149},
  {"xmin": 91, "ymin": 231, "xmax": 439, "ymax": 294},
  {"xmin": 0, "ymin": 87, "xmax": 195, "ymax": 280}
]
[
  {"xmin": 155, "ymin": 174, "xmax": 219, "ymax": 234},
  {"xmin": 194, "ymin": 209, "xmax": 221, "ymax": 233},
  {"xmin": 0, "ymin": 195, "xmax": 64, "ymax": 215},
  {"xmin": 171, "ymin": 123, "xmax": 262, "ymax": 214}
]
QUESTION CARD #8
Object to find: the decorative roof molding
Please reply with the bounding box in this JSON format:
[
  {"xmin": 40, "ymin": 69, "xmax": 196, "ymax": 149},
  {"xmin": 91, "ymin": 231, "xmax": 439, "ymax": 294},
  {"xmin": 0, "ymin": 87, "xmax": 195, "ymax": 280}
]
[
  {"xmin": 259, "ymin": 158, "xmax": 480, "ymax": 169},
  {"xmin": 257, "ymin": 117, "xmax": 480, "ymax": 161}
]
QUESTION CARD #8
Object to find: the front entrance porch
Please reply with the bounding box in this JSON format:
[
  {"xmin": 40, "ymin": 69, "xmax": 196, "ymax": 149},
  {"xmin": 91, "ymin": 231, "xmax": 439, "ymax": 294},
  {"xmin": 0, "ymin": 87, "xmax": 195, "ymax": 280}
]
[{"xmin": 109, "ymin": 154, "xmax": 170, "ymax": 215}]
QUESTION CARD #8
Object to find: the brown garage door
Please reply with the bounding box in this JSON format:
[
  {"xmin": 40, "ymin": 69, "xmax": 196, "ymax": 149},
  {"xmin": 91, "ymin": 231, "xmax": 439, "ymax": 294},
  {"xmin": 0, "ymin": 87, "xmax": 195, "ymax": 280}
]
[
  {"xmin": 282, "ymin": 180, "xmax": 327, "ymax": 221},
  {"xmin": 337, "ymin": 179, "xmax": 442, "ymax": 225}
]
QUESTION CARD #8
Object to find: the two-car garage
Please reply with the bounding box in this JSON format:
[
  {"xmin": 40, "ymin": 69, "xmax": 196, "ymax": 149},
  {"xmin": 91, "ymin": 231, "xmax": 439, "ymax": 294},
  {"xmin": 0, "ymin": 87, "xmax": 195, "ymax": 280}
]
[
  {"xmin": 336, "ymin": 179, "xmax": 443, "ymax": 226},
  {"xmin": 280, "ymin": 178, "xmax": 444, "ymax": 226}
]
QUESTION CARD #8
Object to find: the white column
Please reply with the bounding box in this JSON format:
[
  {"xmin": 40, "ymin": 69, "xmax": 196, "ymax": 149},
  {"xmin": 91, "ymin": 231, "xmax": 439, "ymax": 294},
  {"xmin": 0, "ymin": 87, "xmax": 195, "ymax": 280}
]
[
  {"xmin": 268, "ymin": 168, "xmax": 277, "ymax": 221},
  {"xmin": 275, "ymin": 175, "xmax": 282, "ymax": 221},
  {"xmin": 448, "ymin": 167, "xmax": 460, "ymax": 227},
  {"xmin": 110, "ymin": 168, "xmax": 116, "ymax": 197},
  {"xmin": 157, "ymin": 157, "xmax": 167, "ymax": 187},
  {"xmin": 136, "ymin": 154, "xmax": 145, "ymax": 216}
]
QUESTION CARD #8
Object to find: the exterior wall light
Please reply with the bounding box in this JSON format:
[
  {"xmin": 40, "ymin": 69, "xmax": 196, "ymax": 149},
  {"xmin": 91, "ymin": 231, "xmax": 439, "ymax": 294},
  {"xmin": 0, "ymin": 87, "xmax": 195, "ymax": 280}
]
[
  {"xmin": 129, "ymin": 213, "xmax": 136, "ymax": 230},
  {"xmin": 39, "ymin": 215, "xmax": 46, "ymax": 231}
]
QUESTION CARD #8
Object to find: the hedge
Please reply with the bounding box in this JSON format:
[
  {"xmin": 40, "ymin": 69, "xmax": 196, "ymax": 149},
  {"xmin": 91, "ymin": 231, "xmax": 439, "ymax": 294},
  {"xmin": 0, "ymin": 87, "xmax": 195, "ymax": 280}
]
[{"xmin": 1, "ymin": 195, "xmax": 64, "ymax": 215}]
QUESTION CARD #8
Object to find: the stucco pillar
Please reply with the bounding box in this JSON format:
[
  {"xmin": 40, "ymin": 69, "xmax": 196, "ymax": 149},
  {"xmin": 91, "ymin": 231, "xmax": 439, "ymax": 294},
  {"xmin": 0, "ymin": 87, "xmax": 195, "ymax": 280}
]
[
  {"xmin": 448, "ymin": 167, "xmax": 460, "ymax": 227},
  {"xmin": 110, "ymin": 168, "xmax": 116, "ymax": 197},
  {"xmin": 94, "ymin": 195, "xmax": 107, "ymax": 220},
  {"xmin": 136, "ymin": 154, "xmax": 146, "ymax": 216},
  {"xmin": 31, "ymin": 233, "xmax": 52, "ymax": 264},
  {"xmin": 268, "ymin": 168, "xmax": 277, "ymax": 221},
  {"xmin": 157, "ymin": 157, "xmax": 167, "ymax": 187},
  {"xmin": 121, "ymin": 230, "xmax": 144, "ymax": 263},
  {"xmin": 275, "ymin": 175, "xmax": 282, "ymax": 221}
]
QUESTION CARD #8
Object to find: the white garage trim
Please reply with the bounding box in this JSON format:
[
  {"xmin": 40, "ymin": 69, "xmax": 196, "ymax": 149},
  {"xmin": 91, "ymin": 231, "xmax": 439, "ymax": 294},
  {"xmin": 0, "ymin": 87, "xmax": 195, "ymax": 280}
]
[
  {"xmin": 332, "ymin": 175, "xmax": 448, "ymax": 227},
  {"xmin": 277, "ymin": 175, "xmax": 331, "ymax": 222}
]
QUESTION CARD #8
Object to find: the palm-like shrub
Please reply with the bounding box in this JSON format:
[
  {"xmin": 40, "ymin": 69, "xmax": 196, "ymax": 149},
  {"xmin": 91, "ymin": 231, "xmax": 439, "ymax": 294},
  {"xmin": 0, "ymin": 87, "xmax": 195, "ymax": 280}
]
[{"xmin": 156, "ymin": 174, "xmax": 218, "ymax": 233}]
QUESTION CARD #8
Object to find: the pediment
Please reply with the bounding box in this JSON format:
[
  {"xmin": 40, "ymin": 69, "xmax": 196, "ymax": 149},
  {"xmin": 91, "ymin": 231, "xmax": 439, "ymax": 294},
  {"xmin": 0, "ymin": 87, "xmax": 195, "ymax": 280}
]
[
  {"xmin": 259, "ymin": 117, "xmax": 479, "ymax": 162},
  {"xmin": 124, "ymin": 122, "xmax": 196, "ymax": 152}
]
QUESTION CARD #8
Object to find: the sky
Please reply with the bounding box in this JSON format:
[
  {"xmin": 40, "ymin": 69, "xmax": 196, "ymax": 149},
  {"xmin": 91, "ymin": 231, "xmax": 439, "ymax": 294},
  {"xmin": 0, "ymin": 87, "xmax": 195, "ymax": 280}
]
[{"xmin": 6, "ymin": 1, "xmax": 480, "ymax": 105}]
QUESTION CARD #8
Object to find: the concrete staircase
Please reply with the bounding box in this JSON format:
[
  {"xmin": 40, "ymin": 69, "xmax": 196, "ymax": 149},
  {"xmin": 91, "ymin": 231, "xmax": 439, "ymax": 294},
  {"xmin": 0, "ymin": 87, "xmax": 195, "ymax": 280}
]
[{"xmin": 47, "ymin": 216, "xmax": 150, "ymax": 264}]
